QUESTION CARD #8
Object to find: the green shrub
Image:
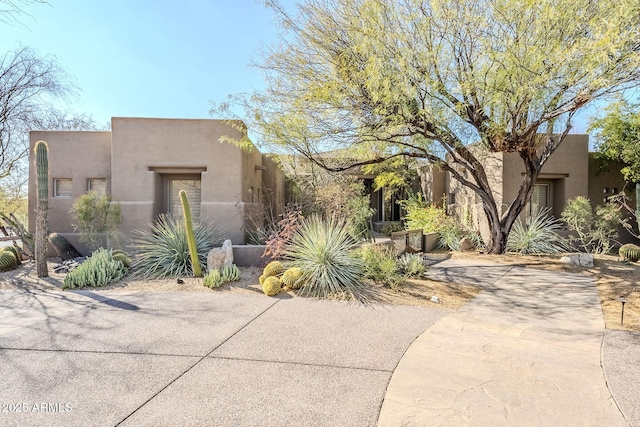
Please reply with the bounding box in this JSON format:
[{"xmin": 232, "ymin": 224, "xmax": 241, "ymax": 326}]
[
  {"xmin": 355, "ymin": 244, "xmax": 404, "ymax": 289},
  {"xmin": 399, "ymin": 194, "xmax": 452, "ymax": 233},
  {"xmin": 131, "ymin": 214, "xmax": 224, "ymax": 278},
  {"xmin": 62, "ymin": 248, "xmax": 128, "ymax": 289},
  {"xmin": 71, "ymin": 191, "xmax": 122, "ymax": 250},
  {"xmin": 397, "ymin": 253, "xmax": 426, "ymax": 277},
  {"xmin": 506, "ymin": 209, "xmax": 569, "ymax": 254},
  {"xmin": 399, "ymin": 192, "xmax": 482, "ymax": 251},
  {"xmin": 438, "ymin": 227, "xmax": 483, "ymax": 251},
  {"xmin": 283, "ymin": 215, "xmax": 364, "ymax": 299},
  {"xmin": 380, "ymin": 222, "xmax": 403, "ymax": 235},
  {"xmin": 561, "ymin": 197, "xmax": 621, "ymax": 254}
]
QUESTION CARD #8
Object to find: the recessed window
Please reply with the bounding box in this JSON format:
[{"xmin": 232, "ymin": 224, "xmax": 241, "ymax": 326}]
[
  {"xmin": 449, "ymin": 192, "xmax": 456, "ymax": 205},
  {"xmin": 88, "ymin": 178, "xmax": 107, "ymax": 196},
  {"xmin": 53, "ymin": 179, "xmax": 73, "ymax": 198}
]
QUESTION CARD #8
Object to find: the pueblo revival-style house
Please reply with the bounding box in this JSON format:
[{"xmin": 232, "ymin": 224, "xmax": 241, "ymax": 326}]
[{"xmin": 28, "ymin": 117, "xmax": 285, "ymax": 254}]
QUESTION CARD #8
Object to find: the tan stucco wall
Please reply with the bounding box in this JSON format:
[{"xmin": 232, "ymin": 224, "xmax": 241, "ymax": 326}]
[
  {"xmin": 110, "ymin": 118, "xmax": 254, "ymax": 244},
  {"xmin": 502, "ymin": 134, "xmax": 589, "ymax": 220},
  {"xmin": 28, "ymin": 131, "xmax": 112, "ymax": 255}
]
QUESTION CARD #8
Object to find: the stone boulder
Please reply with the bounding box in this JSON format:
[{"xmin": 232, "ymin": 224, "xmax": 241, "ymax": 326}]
[
  {"xmin": 560, "ymin": 253, "xmax": 594, "ymax": 268},
  {"xmin": 207, "ymin": 239, "xmax": 234, "ymax": 271},
  {"xmin": 459, "ymin": 237, "xmax": 475, "ymax": 252}
]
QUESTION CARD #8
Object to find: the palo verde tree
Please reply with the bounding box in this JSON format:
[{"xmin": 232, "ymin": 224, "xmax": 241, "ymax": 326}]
[
  {"xmin": 215, "ymin": 0, "xmax": 640, "ymax": 254},
  {"xmin": 589, "ymin": 99, "xmax": 640, "ymax": 233}
]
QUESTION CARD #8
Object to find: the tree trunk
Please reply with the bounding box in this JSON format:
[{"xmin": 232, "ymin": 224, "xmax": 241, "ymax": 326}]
[{"xmin": 635, "ymin": 182, "xmax": 640, "ymax": 234}]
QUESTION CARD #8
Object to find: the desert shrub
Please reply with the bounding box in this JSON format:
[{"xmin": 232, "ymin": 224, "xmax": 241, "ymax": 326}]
[
  {"xmin": 263, "ymin": 206, "xmax": 304, "ymax": 259},
  {"xmin": 399, "ymin": 192, "xmax": 482, "ymax": 251},
  {"xmin": 283, "ymin": 215, "xmax": 364, "ymax": 299},
  {"xmin": 380, "ymin": 222, "xmax": 403, "ymax": 235},
  {"xmin": 345, "ymin": 193, "xmax": 375, "ymax": 241},
  {"xmin": 62, "ymin": 248, "xmax": 128, "ymax": 289},
  {"xmin": 561, "ymin": 197, "xmax": 621, "ymax": 254},
  {"xmin": 131, "ymin": 214, "xmax": 224, "ymax": 278},
  {"xmin": 355, "ymin": 244, "xmax": 404, "ymax": 289},
  {"xmin": 399, "ymin": 193, "xmax": 453, "ymax": 233},
  {"xmin": 397, "ymin": 253, "xmax": 426, "ymax": 277},
  {"xmin": 506, "ymin": 209, "xmax": 569, "ymax": 254},
  {"xmin": 71, "ymin": 191, "xmax": 122, "ymax": 250}
]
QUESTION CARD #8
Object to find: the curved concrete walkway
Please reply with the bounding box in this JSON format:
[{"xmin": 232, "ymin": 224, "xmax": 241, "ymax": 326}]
[{"xmin": 378, "ymin": 259, "xmax": 628, "ymax": 426}]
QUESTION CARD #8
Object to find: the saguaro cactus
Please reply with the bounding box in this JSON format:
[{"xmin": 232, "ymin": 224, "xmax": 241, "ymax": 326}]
[
  {"xmin": 34, "ymin": 140, "xmax": 49, "ymax": 278},
  {"xmin": 179, "ymin": 190, "xmax": 202, "ymax": 277}
]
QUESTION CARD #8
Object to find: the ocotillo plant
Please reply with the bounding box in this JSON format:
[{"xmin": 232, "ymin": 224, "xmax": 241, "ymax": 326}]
[
  {"xmin": 179, "ymin": 190, "xmax": 202, "ymax": 277},
  {"xmin": 34, "ymin": 140, "xmax": 49, "ymax": 277}
]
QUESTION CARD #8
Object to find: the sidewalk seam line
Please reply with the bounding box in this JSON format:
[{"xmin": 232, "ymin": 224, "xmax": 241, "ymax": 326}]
[
  {"xmin": 208, "ymin": 354, "xmax": 393, "ymax": 373},
  {"xmin": 113, "ymin": 298, "xmax": 281, "ymax": 426}
]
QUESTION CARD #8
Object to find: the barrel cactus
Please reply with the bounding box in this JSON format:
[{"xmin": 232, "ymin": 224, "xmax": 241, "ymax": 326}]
[
  {"xmin": 112, "ymin": 252, "xmax": 131, "ymax": 268},
  {"xmin": 259, "ymin": 274, "xmax": 266, "ymax": 285},
  {"xmin": 48, "ymin": 233, "xmax": 82, "ymax": 261},
  {"xmin": 281, "ymin": 267, "xmax": 304, "ymax": 289},
  {"xmin": 1, "ymin": 246, "xmax": 21, "ymax": 265},
  {"xmin": 262, "ymin": 276, "xmax": 282, "ymax": 296},
  {"xmin": 263, "ymin": 261, "xmax": 284, "ymax": 278},
  {"xmin": 619, "ymin": 243, "xmax": 640, "ymax": 262},
  {"xmin": 0, "ymin": 250, "xmax": 18, "ymax": 272}
]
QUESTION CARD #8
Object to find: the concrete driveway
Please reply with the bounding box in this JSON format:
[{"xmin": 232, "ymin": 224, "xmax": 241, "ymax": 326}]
[
  {"xmin": 1, "ymin": 258, "xmax": 637, "ymax": 426},
  {"xmin": 0, "ymin": 289, "xmax": 446, "ymax": 426}
]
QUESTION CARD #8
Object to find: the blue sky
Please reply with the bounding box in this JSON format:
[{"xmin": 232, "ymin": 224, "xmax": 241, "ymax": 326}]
[
  {"xmin": 2, "ymin": 0, "xmax": 625, "ymax": 136},
  {"xmin": 3, "ymin": 0, "xmax": 297, "ymax": 126}
]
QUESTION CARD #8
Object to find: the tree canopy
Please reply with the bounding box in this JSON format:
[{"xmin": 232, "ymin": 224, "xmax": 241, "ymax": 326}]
[{"xmin": 216, "ymin": 0, "xmax": 640, "ymax": 253}]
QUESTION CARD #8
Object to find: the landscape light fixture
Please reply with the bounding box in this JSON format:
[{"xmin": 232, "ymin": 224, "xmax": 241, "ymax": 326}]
[{"xmin": 616, "ymin": 297, "xmax": 628, "ymax": 325}]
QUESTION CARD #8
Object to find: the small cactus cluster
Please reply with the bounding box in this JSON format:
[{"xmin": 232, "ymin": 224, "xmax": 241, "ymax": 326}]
[
  {"xmin": 0, "ymin": 247, "xmax": 19, "ymax": 273},
  {"xmin": 619, "ymin": 243, "xmax": 640, "ymax": 263},
  {"xmin": 259, "ymin": 261, "xmax": 305, "ymax": 296},
  {"xmin": 203, "ymin": 264, "xmax": 241, "ymax": 289}
]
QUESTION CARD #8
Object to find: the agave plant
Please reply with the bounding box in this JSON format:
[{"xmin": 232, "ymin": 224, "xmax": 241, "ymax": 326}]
[
  {"xmin": 506, "ymin": 209, "xmax": 569, "ymax": 255},
  {"xmin": 130, "ymin": 214, "xmax": 224, "ymax": 278},
  {"xmin": 283, "ymin": 215, "xmax": 364, "ymax": 299}
]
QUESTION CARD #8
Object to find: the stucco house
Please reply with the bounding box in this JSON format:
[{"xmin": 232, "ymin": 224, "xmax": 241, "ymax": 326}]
[
  {"xmin": 422, "ymin": 134, "xmax": 637, "ymax": 242},
  {"xmin": 29, "ymin": 117, "xmax": 285, "ymax": 255}
]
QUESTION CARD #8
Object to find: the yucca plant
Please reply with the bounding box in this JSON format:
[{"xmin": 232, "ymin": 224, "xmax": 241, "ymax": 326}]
[
  {"xmin": 283, "ymin": 215, "xmax": 364, "ymax": 299},
  {"xmin": 130, "ymin": 214, "xmax": 224, "ymax": 278},
  {"xmin": 506, "ymin": 209, "xmax": 569, "ymax": 255},
  {"xmin": 397, "ymin": 253, "xmax": 426, "ymax": 277}
]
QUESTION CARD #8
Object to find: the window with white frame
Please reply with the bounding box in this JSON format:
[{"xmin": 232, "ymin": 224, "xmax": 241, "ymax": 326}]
[
  {"xmin": 53, "ymin": 179, "xmax": 73, "ymax": 197},
  {"xmin": 87, "ymin": 178, "xmax": 107, "ymax": 196}
]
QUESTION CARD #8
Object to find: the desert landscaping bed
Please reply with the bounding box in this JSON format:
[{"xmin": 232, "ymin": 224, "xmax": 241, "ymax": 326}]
[
  {"xmin": 3, "ymin": 252, "xmax": 637, "ymax": 330},
  {"xmin": 0, "ymin": 259, "xmax": 481, "ymax": 310}
]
